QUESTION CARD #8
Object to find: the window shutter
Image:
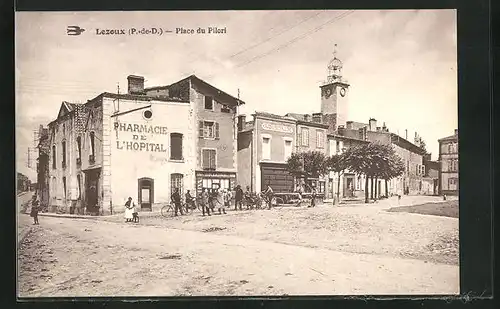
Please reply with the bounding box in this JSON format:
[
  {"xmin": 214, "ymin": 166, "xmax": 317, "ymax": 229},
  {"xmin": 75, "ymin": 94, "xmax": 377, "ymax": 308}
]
[
  {"xmin": 198, "ymin": 121, "xmax": 204, "ymax": 138},
  {"xmin": 210, "ymin": 150, "xmax": 216, "ymax": 169},
  {"xmin": 202, "ymin": 149, "xmax": 209, "ymax": 169},
  {"xmin": 215, "ymin": 122, "xmax": 220, "ymax": 139}
]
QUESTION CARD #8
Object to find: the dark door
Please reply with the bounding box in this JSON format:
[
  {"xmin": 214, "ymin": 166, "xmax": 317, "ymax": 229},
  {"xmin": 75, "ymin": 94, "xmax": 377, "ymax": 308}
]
[
  {"xmin": 138, "ymin": 178, "xmax": 154, "ymax": 211},
  {"xmin": 85, "ymin": 169, "xmax": 100, "ymax": 214}
]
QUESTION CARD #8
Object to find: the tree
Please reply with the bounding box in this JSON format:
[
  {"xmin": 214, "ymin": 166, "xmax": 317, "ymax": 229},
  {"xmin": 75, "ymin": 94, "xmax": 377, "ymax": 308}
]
[
  {"xmin": 344, "ymin": 142, "xmax": 405, "ymax": 203},
  {"xmin": 326, "ymin": 153, "xmax": 348, "ymax": 203},
  {"xmin": 286, "ymin": 151, "xmax": 328, "ymax": 191}
]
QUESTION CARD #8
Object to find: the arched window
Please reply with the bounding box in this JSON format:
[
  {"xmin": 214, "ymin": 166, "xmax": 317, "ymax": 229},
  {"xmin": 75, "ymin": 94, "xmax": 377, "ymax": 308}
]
[
  {"xmin": 170, "ymin": 133, "xmax": 183, "ymax": 160},
  {"xmin": 171, "ymin": 173, "xmax": 184, "ymax": 196},
  {"xmin": 52, "ymin": 145, "xmax": 56, "ymax": 169}
]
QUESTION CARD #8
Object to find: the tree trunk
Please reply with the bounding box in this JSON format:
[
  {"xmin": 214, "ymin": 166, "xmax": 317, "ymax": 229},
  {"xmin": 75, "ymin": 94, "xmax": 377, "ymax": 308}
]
[
  {"xmin": 336, "ymin": 171, "xmax": 342, "ymax": 203},
  {"xmin": 385, "ymin": 179, "xmax": 389, "ymax": 197},
  {"xmin": 370, "ymin": 177, "xmax": 374, "ymax": 200},
  {"xmin": 374, "ymin": 177, "xmax": 378, "ymax": 201},
  {"xmin": 364, "ymin": 175, "xmax": 369, "ymax": 203}
]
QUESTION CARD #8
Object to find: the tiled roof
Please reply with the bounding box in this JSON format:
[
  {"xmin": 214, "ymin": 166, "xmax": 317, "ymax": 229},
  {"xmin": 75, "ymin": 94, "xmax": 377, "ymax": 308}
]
[
  {"xmin": 254, "ymin": 111, "xmax": 296, "ymax": 122},
  {"xmin": 438, "ymin": 134, "xmax": 458, "ymax": 142},
  {"xmin": 146, "ymin": 75, "xmax": 245, "ymax": 107}
]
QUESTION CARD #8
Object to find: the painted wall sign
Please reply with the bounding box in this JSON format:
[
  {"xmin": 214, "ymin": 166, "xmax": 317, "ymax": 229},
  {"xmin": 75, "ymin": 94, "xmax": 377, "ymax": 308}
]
[
  {"xmin": 114, "ymin": 121, "xmax": 168, "ymax": 152},
  {"xmin": 261, "ymin": 122, "xmax": 293, "ymax": 133}
]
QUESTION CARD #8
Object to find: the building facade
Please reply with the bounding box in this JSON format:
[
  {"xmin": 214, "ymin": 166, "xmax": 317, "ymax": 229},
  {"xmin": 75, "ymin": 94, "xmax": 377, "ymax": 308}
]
[
  {"xmin": 438, "ymin": 129, "xmax": 459, "ymax": 195},
  {"xmin": 46, "ymin": 75, "xmax": 196, "ymax": 215},
  {"xmin": 237, "ymin": 112, "xmax": 296, "ymax": 193},
  {"xmin": 145, "ymin": 75, "xmax": 244, "ymax": 196}
]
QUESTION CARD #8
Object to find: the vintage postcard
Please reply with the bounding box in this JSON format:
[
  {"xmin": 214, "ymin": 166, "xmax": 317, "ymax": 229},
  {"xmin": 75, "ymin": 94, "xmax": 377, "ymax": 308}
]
[{"xmin": 16, "ymin": 10, "xmax": 458, "ymax": 297}]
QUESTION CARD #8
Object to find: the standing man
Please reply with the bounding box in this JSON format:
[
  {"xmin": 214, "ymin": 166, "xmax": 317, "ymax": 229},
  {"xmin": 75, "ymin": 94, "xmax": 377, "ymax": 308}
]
[
  {"xmin": 171, "ymin": 188, "xmax": 184, "ymax": 216},
  {"xmin": 216, "ymin": 189, "xmax": 226, "ymax": 215},
  {"xmin": 201, "ymin": 188, "xmax": 211, "ymax": 216},
  {"xmin": 30, "ymin": 195, "xmax": 39, "ymax": 225},
  {"xmin": 309, "ymin": 185, "xmax": 317, "ymax": 207},
  {"xmin": 264, "ymin": 184, "xmax": 274, "ymax": 210},
  {"xmin": 234, "ymin": 185, "xmax": 243, "ymax": 211},
  {"xmin": 185, "ymin": 190, "xmax": 195, "ymax": 213},
  {"xmin": 224, "ymin": 189, "xmax": 232, "ymax": 209}
]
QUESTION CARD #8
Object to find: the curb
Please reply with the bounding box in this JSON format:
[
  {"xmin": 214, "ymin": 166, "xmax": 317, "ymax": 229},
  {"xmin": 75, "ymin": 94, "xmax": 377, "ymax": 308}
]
[{"xmin": 38, "ymin": 213, "xmax": 100, "ymax": 220}]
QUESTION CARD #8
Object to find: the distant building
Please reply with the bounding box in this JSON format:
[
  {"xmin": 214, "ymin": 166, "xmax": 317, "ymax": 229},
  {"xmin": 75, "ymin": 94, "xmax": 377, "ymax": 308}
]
[
  {"xmin": 17, "ymin": 172, "xmax": 30, "ymax": 193},
  {"xmin": 438, "ymin": 129, "xmax": 459, "ymax": 195},
  {"xmin": 36, "ymin": 125, "xmax": 50, "ymax": 207},
  {"xmin": 423, "ymin": 154, "xmax": 439, "ymax": 195}
]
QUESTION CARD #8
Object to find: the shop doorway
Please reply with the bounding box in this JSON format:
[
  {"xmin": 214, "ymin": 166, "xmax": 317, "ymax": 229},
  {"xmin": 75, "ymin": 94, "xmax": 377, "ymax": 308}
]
[{"xmin": 138, "ymin": 177, "xmax": 154, "ymax": 211}]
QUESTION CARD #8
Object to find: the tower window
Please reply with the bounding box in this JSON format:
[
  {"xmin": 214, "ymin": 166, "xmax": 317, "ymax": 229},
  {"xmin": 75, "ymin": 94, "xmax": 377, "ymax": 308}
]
[{"xmin": 204, "ymin": 96, "xmax": 214, "ymax": 110}]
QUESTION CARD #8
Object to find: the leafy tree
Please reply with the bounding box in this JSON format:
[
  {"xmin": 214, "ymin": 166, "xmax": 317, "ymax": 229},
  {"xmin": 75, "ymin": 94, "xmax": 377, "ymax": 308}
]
[
  {"xmin": 286, "ymin": 151, "xmax": 328, "ymax": 191},
  {"xmin": 344, "ymin": 142, "xmax": 404, "ymax": 203},
  {"xmin": 326, "ymin": 153, "xmax": 348, "ymax": 203}
]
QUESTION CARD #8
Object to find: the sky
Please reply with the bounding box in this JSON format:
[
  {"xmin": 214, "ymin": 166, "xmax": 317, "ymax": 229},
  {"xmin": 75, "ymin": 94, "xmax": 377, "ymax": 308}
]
[{"xmin": 15, "ymin": 9, "xmax": 457, "ymax": 176}]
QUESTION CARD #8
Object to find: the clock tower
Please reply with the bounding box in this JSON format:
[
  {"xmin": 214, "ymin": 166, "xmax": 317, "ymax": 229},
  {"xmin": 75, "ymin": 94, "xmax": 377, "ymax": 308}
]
[{"xmin": 320, "ymin": 44, "xmax": 350, "ymax": 133}]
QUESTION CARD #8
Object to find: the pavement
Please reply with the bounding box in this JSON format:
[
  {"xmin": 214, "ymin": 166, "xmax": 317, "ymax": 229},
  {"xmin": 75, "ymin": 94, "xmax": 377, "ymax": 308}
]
[{"xmin": 17, "ymin": 195, "xmax": 459, "ymax": 297}]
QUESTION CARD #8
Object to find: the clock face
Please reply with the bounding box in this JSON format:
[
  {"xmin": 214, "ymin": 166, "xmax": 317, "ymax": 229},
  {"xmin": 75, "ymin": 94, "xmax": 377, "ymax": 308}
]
[
  {"xmin": 340, "ymin": 87, "xmax": 347, "ymax": 97},
  {"xmin": 324, "ymin": 88, "xmax": 332, "ymax": 98}
]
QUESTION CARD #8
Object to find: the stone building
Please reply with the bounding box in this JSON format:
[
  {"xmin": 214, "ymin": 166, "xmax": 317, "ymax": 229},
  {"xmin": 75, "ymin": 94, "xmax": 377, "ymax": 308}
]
[
  {"xmin": 438, "ymin": 129, "xmax": 459, "ymax": 195},
  {"xmin": 145, "ymin": 75, "xmax": 244, "ymax": 195},
  {"xmin": 47, "ymin": 75, "xmax": 196, "ymax": 215},
  {"xmin": 237, "ymin": 112, "xmax": 296, "ymax": 193}
]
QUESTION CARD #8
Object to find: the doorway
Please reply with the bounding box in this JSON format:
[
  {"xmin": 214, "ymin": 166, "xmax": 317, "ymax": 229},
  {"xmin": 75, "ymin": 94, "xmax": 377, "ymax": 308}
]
[
  {"xmin": 138, "ymin": 177, "xmax": 154, "ymax": 211},
  {"xmin": 84, "ymin": 168, "xmax": 101, "ymax": 214}
]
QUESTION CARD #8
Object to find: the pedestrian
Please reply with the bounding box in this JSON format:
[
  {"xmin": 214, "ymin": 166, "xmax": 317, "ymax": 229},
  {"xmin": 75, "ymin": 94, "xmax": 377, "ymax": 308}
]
[
  {"xmin": 224, "ymin": 189, "xmax": 232, "ymax": 209},
  {"xmin": 309, "ymin": 185, "xmax": 317, "ymax": 207},
  {"xmin": 124, "ymin": 197, "xmax": 134, "ymax": 222},
  {"xmin": 201, "ymin": 188, "xmax": 211, "ymax": 216},
  {"xmin": 30, "ymin": 196, "xmax": 39, "ymax": 225},
  {"xmin": 171, "ymin": 188, "xmax": 184, "ymax": 216},
  {"xmin": 244, "ymin": 186, "xmax": 253, "ymax": 210},
  {"xmin": 185, "ymin": 190, "xmax": 195, "ymax": 213},
  {"xmin": 264, "ymin": 184, "xmax": 274, "ymax": 209},
  {"xmin": 234, "ymin": 185, "xmax": 243, "ymax": 211},
  {"xmin": 215, "ymin": 189, "xmax": 226, "ymax": 214}
]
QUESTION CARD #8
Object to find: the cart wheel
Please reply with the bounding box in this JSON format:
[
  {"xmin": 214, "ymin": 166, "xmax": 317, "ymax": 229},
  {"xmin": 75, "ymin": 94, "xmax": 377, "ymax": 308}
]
[{"xmin": 273, "ymin": 197, "xmax": 285, "ymax": 209}]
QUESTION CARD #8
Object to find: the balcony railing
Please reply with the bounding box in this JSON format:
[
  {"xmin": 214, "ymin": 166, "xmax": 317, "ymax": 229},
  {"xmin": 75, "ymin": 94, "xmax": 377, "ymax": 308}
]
[{"xmin": 89, "ymin": 154, "xmax": 95, "ymax": 164}]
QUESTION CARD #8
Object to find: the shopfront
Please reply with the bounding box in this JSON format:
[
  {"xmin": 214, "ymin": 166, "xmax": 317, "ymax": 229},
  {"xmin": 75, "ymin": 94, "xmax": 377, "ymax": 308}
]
[{"xmin": 195, "ymin": 171, "xmax": 236, "ymax": 195}]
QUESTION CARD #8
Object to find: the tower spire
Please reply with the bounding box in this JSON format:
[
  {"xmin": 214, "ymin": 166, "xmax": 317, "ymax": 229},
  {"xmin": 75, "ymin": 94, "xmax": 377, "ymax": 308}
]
[{"xmin": 326, "ymin": 43, "xmax": 343, "ymax": 84}]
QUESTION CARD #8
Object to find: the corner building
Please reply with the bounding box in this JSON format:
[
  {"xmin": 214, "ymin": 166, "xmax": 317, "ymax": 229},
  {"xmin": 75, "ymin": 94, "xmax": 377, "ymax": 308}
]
[{"xmin": 47, "ymin": 75, "xmax": 195, "ymax": 214}]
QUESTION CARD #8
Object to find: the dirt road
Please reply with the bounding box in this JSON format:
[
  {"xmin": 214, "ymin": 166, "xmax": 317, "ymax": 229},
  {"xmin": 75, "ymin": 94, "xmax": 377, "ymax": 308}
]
[{"xmin": 18, "ymin": 210, "xmax": 459, "ymax": 297}]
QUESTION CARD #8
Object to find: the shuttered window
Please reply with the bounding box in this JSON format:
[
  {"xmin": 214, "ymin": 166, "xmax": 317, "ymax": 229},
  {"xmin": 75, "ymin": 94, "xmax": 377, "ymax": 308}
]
[
  {"xmin": 171, "ymin": 173, "xmax": 184, "ymax": 196},
  {"xmin": 170, "ymin": 133, "xmax": 183, "ymax": 160},
  {"xmin": 198, "ymin": 121, "xmax": 220, "ymax": 139},
  {"xmin": 301, "ymin": 128, "xmax": 309, "ymax": 146},
  {"xmin": 202, "ymin": 149, "xmax": 216, "ymax": 170}
]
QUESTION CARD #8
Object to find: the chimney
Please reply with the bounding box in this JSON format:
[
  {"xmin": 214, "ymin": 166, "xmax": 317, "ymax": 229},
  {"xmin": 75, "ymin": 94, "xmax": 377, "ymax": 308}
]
[
  {"xmin": 405, "ymin": 129, "xmax": 408, "ymax": 140},
  {"xmin": 376, "ymin": 127, "xmax": 381, "ymax": 132},
  {"xmin": 312, "ymin": 113, "xmax": 322, "ymax": 123},
  {"xmin": 237, "ymin": 115, "xmax": 246, "ymax": 131},
  {"xmin": 454, "ymin": 129, "xmax": 458, "ymax": 135},
  {"xmin": 369, "ymin": 118, "xmax": 377, "ymax": 131},
  {"xmin": 346, "ymin": 121, "xmax": 353, "ymax": 130},
  {"xmin": 127, "ymin": 75, "xmax": 145, "ymax": 95},
  {"xmin": 303, "ymin": 114, "xmax": 310, "ymax": 122},
  {"xmin": 337, "ymin": 125, "xmax": 345, "ymax": 136}
]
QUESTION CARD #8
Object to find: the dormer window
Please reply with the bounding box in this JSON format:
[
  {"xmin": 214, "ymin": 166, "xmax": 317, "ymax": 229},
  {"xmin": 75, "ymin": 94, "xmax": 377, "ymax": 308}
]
[{"xmin": 204, "ymin": 96, "xmax": 214, "ymax": 110}]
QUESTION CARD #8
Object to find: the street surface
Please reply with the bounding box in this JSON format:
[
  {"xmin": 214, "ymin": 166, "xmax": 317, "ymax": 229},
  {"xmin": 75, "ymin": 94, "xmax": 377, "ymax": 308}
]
[{"xmin": 18, "ymin": 195, "xmax": 459, "ymax": 297}]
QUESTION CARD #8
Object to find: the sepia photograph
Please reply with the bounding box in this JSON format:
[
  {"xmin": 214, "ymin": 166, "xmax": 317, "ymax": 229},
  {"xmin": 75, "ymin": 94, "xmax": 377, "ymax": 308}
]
[{"xmin": 15, "ymin": 9, "xmax": 459, "ymax": 297}]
